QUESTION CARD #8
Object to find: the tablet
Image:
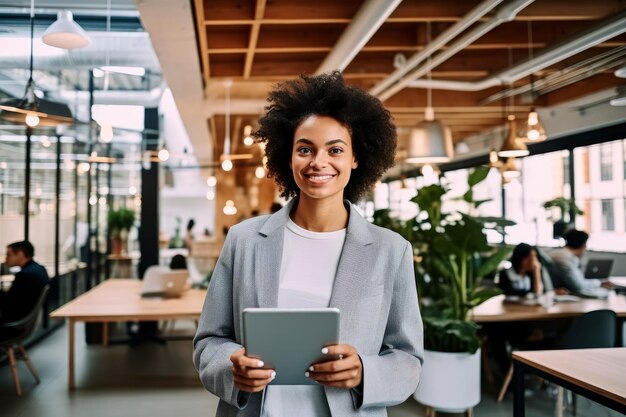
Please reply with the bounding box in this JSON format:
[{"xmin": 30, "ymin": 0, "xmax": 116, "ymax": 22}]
[{"xmin": 242, "ymin": 308, "xmax": 340, "ymax": 385}]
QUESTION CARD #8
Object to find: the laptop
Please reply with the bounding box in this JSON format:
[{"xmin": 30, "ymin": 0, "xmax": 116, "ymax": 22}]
[
  {"xmin": 584, "ymin": 259, "xmax": 613, "ymax": 279},
  {"xmin": 140, "ymin": 268, "xmax": 188, "ymax": 298}
]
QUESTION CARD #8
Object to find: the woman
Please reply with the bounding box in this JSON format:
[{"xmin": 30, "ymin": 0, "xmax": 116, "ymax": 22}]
[
  {"xmin": 498, "ymin": 243, "xmax": 544, "ymax": 296},
  {"xmin": 193, "ymin": 72, "xmax": 423, "ymax": 417}
]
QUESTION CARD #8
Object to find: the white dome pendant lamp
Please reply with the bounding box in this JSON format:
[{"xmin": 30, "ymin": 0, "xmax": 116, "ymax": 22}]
[{"xmin": 43, "ymin": 10, "xmax": 90, "ymax": 49}]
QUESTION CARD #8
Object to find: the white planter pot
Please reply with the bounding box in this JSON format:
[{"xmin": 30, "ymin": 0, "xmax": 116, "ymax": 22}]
[{"xmin": 413, "ymin": 348, "xmax": 481, "ymax": 413}]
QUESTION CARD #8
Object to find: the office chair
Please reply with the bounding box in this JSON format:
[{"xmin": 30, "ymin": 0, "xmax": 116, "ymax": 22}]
[
  {"xmin": 0, "ymin": 285, "xmax": 49, "ymax": 395},
  {"xmin": 555, "ymin": 309, "xmax": 616, "ymax": 417},
  {"xmin": 497, "ymin": 309, "xmax": 616, "ymax": 403}
]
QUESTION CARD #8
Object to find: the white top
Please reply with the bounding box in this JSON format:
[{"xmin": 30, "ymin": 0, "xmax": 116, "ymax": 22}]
[{"xmin": 263, "ymin": 218, "xmax": 346, "ymax": 417}]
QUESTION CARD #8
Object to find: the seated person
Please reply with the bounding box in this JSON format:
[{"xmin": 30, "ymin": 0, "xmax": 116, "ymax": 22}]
[
  {"xmin": 0, "ymin": 241, "xmax": 49, "ymax": 323},
  {"xmin": 500, "ymin": 244, "xmax": 568, "ymax": 296},
  {"xmin": 549, "ymin": 229, "xmax": 613, "ymax": 292},
  {"xmin": 499, "ymin": 243, "xmax": 545, "ymax": 296},
  {"xmin": 169, "ymin": 254, "xmax": 187, "ymax": 270}
]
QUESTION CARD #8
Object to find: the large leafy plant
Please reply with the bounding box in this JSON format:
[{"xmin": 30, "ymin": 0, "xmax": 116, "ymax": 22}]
[{"xmin": 373, "ymin": 166, "xmax": 514, "ymax": 353}]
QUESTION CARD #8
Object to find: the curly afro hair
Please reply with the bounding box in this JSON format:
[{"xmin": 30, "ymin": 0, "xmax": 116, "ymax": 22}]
[{"xmin": 252, "ymin": 71, "xmax": 397, "ymax": 203}]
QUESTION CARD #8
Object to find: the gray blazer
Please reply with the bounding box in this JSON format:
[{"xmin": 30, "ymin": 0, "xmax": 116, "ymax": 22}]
[{"xmin": 193, "ymin": 199, "xmax": 424, "ymax": 417}]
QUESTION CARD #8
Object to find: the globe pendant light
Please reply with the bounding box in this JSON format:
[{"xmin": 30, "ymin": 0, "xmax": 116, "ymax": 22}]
[
  {"xmin": 0, "ymin": 0, "xmax": 74, "ymax": 127},
  {"xmin": 42, "ymin": 10, "xmax": 90, "ymax": 49},
  {"xmin": 405, "ymin": 22, "xmax": 453, "ymax": 165}
]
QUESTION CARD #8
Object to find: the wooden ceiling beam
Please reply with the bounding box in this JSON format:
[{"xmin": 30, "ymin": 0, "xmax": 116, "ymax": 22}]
[
  {"xmin": 243, "ymin": 0, "xmax": 267, "ymax": 79},
  {"xmin": 194, "ymin": 0, "xmax": 210, "ymax": 87}
]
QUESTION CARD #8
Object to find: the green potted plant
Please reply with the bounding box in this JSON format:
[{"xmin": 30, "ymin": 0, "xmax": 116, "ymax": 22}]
[
  {"xmin": 373, "ymin": 166, "xmax": 513, "ymax": 413},
  {"xmin": 542, "ymin": 197, "xmax": 583, "ymax": 238},
  {"xmin": 107, "ymin": 208, "xmax": 135, "ymax": 255}
]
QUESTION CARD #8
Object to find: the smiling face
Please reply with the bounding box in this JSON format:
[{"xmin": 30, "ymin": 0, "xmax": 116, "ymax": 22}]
[{"xmin": 290, "ymin": 115, "xmax": 358, "ymax": 203}]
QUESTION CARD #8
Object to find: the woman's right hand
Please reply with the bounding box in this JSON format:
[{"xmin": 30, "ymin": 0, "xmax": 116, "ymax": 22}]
[{"xmin": 230, "ymin": 348, "xmax": 276, "ymax": 392}]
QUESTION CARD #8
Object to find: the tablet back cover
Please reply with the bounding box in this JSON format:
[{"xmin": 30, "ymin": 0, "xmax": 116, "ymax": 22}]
[{"xmin": 242, "ymin": 308, "xmax": 340, "ymax": 385}]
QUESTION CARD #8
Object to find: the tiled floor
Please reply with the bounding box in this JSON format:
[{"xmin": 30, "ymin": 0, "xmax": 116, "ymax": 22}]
[{"xmin": 0, "ymin": 321, "xmax": 621, "ymax": 417}]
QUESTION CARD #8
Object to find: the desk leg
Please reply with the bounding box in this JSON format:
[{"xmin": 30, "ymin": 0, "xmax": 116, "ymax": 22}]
[
  {"xmin": 513, "ymin": 361, "xmax": 525, "ymax": 417},
  {"xmin": 102, "ymin": 322, "xmax": 109, "ymax": 347},
  {"xmin": 68, "ymin": 319, "xmax": 75, "ymax": 390}
]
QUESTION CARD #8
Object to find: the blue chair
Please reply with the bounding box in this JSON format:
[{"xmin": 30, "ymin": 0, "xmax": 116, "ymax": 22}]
[{"xmin": 0, "ymin": 285, "xmax": 49, "ymax": 395}]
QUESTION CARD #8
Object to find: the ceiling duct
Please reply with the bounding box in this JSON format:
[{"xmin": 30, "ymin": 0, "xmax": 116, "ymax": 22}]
[{"xmin": 406, "ymin": 10, "xmax": 626, "ymax": 94}]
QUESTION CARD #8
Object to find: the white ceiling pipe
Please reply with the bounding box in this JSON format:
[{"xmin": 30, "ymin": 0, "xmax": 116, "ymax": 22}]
[
  {"xmin": 377, "ymin": 0, "xmax": 534, "ymax": 101},
  {"xmin": 369, "ymin": 0, "xmax": 505, "ymax": 97},
  {"xmin": 316, "ymin": 0, "xmax": 402, "ymax": 74},
  {"xmin": 54, "ymin": 84, "xmax": 166, "ymax": 107},
  {"xmin": 407, "ymin": 10, "xmax": 626, "ymax": 94}
]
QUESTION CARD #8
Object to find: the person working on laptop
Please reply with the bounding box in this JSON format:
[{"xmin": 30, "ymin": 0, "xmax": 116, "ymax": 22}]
[
  {"xmin": 0, "ymin": 241, "xmax": 49, "ymax": 324},
  {"xmin": 549, "ymin": 229, "xmax": 614, "ymax": 292},
  {"xmin": 193, "ymin": 72, "xmax": 423, "ymax": 417}
]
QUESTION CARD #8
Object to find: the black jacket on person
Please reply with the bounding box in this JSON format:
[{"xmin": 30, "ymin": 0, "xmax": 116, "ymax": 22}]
[{"xmin": 0, "ymin": 260, "xmax": 49, "ymax": 323}]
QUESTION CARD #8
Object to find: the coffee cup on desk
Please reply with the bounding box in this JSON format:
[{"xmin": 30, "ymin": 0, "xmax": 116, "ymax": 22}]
[{"xmin": 540, "ymin": 291, "xmax": 555, "ymax": 308}]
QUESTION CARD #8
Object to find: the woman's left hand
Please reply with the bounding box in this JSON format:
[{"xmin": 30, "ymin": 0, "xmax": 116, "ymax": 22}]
[{"xmin": 306, "ymin": 344, "xmax": 362, "ymax": 389}]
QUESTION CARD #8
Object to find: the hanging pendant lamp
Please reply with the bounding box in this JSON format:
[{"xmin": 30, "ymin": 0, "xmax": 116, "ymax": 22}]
[
  {"xmin": 520, "ymin": 22, "xmax": 546, "ymax": 142},
  {"xmin": 498, "ymin": 115, "xmax": 528, "ymax": 158},
  {"xmin": 0, "ymin": 0, "xmax": 74, "ymax": 127},
  {"xmin": 42, "ymin": 10, "xmax": 90, "ymax": 49},
  {"xmin": 405, "ymin": 22, "xmax": 453, "ymax": 165},
  {"xmin": 406, "ymin": 107, "xmax": 454, "ymax": 164},
  {"xmin": 500, "ymin": 157, "xmax": 520, "ymax": 182}
]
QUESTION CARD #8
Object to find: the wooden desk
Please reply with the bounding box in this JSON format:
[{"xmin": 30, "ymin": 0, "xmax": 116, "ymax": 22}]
[
  {"xmin": 470, "ymin": 293, "xmax": 626, "ymax": 323},
  {"xmin": 512, "ymin": 348, "xmax": 626, "ymax": 416},
  {"xmin": 50, "ymin": 279, "xmax": 206, "ymax": 389}
]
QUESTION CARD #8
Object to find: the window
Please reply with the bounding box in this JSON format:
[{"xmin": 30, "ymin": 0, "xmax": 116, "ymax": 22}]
[
  {"xmin": 505, "ymin": 151, "xmax": 568, "ymax": 247},
  {"xmin": 599, "ymin": 144, "xmax": 612, "ymax": 181},
  {"xmin": 601, "ymin": 199, "xmax": 615, "ymax": 231}
]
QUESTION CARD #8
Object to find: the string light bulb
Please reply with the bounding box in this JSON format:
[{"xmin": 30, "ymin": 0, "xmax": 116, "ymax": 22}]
[
  {"xmin": 158, "ymin": 148, "xmax": 169, "ymax": 162},
  {"xmin": 222, "ymin": 159, "xmax": 233, "ymax": 171},
  {"xmin": 25, "ymin": 112, "xmax": 39, "ymax": 127},
  {"xmin": 243, "ymin": 125, "xmax": 254, "ymax": 146}
]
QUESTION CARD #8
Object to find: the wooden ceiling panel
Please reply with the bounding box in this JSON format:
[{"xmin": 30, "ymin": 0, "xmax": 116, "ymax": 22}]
[
  {"xmin": 256, "ymin": 24, "xmax": 346, "ymax": 49},
  {"xmin": 263, "ymin": 0, "xmax": 360, "ymax": 21},
  {"xmin": 210, "ymin": 54, "xmax": 246, "ymax": 78},
  {"xmin": 390, "ymin": 0, "xmax": 482, "ymax": 22},
  {"xmin": 250, "ymin": 53, "xmax": 326, "ymax": 77},
  {"xmin": 203, "ymin": 0, "xmax": 255, "ymax": 22},
  {"xmin": 205, "ymin": 25, "xmax": 251, "ymax": 50}
]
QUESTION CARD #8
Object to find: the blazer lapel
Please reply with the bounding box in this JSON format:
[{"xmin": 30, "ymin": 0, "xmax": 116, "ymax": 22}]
[
  {"xmin": 328, "ymin": 203, "xmax": 375, "ymax": 309},
  {"xmin": 254, "ymin": 201, "xmax": 294, "ymax": 308}
]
